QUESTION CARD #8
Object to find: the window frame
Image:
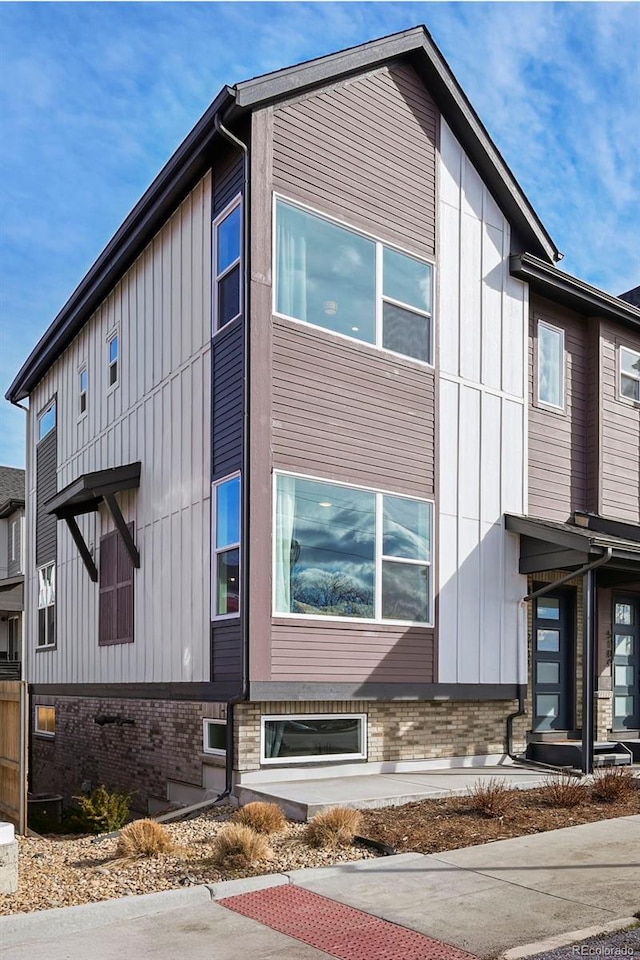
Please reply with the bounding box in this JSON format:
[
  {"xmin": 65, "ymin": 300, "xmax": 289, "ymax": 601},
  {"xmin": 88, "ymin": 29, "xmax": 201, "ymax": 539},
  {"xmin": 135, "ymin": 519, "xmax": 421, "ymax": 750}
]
[
  {"xmin": 260, "ymin": 713, "xmax": 367, "ymax": 766},
  {"xmin": 107, "ymin": 331, "xmax": 119, "ymax": 390},
  {"xmin": 619, "ymin": 345, "xmax": 640, "ymax": 404},
  {"xmin": 202, "ymin": 718, "xmax": 227, "ymax": 756},
  {"xmin": 9, "ymin": 520, "xmax": 17, "ymax": 562},
  {"xmin": 34, "ymin": 705, "xmax": 56, "ymax": 738},
  {"xmin": 78, "ymin": 364, "xmax": 88, "ymax": 417},
  {"xmin": 536, "ymin": 319, "xmax": 565, "ymax": 411},
  {"xmin": 272, "ymin": 193, "xmax": 435, "ymax": 368},
  {"xmin": 212, "ymin": 472, "xmax": 241, "ymax": 621},
  {"xmin": 36, "ymin": 562, "xmax": 56, "ymax": 650},
  {"xmin": 213, "ymin": 194, "xmax": 243, "ymax": 333},
  {"xmin": 37, "ymin": 399, "xmax": 56, "ymax": 441},
  {"xmin": 272, "ymin": 471, "xmax": 434, "ymax": 627}
]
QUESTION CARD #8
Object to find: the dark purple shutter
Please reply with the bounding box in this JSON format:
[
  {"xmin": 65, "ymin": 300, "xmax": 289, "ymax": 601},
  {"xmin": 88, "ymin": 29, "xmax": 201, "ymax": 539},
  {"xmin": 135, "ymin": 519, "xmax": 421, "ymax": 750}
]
[{"xmin": 99, "ymin": 523, "xmax": 134, "ymax": 645}]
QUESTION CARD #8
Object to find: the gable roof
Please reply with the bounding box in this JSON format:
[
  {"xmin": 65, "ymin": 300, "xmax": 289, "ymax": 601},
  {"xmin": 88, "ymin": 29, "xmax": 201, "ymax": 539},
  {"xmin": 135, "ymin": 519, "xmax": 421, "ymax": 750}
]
[
  {"xmin": 619, "ymin": 286, "xmax": 640, "ymax": 308},
  {"xmin": 7, "ymin": 24, "xmax": 560, "ymax": 404},
  {"xmin": 0, "ymin": 466, "xmax": 25, "ymax": 518}
]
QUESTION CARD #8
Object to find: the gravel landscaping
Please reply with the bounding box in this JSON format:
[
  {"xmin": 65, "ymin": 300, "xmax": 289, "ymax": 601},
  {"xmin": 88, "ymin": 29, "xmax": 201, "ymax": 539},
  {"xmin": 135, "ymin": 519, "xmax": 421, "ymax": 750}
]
[{"xmin": 1, "ymin": 782, "xmax": 638, "ymax": 917}]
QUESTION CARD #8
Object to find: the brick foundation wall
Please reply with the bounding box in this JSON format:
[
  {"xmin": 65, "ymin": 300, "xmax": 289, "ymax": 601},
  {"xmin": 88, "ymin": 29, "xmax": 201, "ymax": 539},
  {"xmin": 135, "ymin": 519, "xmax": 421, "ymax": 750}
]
[
  {"xmin": 31, "ymin": 696, "xmax": 227, "ymax": 812},
  {"xmin": 234, "ymin": 699, "xmax": 525, "ymax": 772}
]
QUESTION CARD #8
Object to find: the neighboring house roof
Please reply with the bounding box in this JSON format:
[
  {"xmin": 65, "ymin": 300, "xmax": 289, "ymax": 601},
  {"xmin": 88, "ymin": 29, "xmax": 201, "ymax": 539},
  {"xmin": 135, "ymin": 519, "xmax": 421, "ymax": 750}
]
[
  {"xmin": 619, "ymin": 286, "xmax": 640, "ymax": 308},
  {"xmin": 0, "ymin": 466, "xmax": 25, "ymax": 518},
  {"xmin": 6, "ymin": 24, "xmax": 560, "ymax": 404},
  {"xmin": 510, "ymin": 254, "xmax": 640, "ymax": 331}
]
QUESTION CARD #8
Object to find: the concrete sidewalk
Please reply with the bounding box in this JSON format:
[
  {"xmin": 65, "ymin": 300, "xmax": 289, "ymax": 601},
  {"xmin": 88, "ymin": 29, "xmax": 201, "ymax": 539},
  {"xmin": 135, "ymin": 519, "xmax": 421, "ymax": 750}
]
[{"xmin": 1, "ymin": 815, "xmax": 638, "ymax": 959}]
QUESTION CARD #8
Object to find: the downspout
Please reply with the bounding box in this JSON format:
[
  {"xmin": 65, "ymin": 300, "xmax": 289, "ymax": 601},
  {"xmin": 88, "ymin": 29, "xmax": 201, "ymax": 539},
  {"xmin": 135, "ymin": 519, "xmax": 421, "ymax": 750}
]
[
  {"xmin": 213, "ymin": 111, "xmax": 250, "ymax": 803},
  {"xmin": 509, "ymin": 548, "xmax": 612, "ymax": 773},
  {"xmin": 10, "ymin": 397, "xmax": 29, "ymax": 832}
]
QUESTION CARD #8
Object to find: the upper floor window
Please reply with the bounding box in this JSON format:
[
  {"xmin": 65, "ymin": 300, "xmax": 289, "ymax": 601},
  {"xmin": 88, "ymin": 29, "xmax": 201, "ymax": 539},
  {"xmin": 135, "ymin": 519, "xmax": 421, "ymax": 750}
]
[
  {"xmin": 275, "ymin": 199, "xmax": 433, "ymax": 365},
  {"xmin": 9, "ymin": 520, "xmax": 17, "ymax": 562},
  {"xmin": 214, "ymin": 197, "xmax": 242, "ymax": 330},
  {"xmin": 620, "ymin": 346, "xmax": 640, "ymax": 402},
  {"xmin": 274, "ymin": 473, "xmax": 433, "ymax": 625},
  {"xmin": 108, "ymin": 334, "xmax": 119, "ymax": 387},
  {"xmin": 79, "ymin": 367, "xmax": 88, "ymax": 415},
  {"xmin": 37, "ymin": 563, "xmax": 56, "ymax": 648},
  {"xmin": 537, "ymin": 320, "xmax": 565, "ymax": 409},
  {"xmin": 38, "ymin": 401, "xmax": 56, "ymax": 441},
  {"xmin": 213, "ymin": 474, "xmax": 241, "ymax": 618}
]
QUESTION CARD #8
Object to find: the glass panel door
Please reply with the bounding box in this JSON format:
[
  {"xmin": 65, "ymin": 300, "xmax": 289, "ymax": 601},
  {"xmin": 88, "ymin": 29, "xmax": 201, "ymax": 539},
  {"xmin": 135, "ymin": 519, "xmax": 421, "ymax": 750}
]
[
  {"xmin": 613, "ymin": 598, "xmax": 640, "ymax": 730},
  {"xmin": 533, "ymin": 590, "xmax": 574, "ymax": 731}
]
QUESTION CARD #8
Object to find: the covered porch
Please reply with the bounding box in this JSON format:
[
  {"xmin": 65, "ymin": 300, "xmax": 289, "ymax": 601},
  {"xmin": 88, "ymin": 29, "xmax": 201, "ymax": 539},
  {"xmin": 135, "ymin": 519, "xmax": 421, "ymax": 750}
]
[
  {"xmin": 0, "ymin": 577, "xmax": 22, "ymax": 681},
  {"xmin": 506, "ymin": 512, "xmax": 640, "ymax": 772}
]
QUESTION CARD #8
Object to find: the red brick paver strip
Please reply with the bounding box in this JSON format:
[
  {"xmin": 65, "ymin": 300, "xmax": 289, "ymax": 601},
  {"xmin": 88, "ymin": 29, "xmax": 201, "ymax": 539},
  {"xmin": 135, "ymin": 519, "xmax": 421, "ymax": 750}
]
[{"xmin": 218, "ymin": 884, "xmax": 478, "ymax": 960}]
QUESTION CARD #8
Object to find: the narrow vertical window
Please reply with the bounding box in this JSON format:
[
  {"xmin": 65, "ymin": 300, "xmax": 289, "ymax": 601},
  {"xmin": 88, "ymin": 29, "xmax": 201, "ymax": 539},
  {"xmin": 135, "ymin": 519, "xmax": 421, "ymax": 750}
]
[
  {"xmin": 213, "ymin": 475, "xmax": 241, "ymax": 617},
  {"xmin": 79, "ymin": 367, "xmax": 88, "ymax": 414},
  {"xmin": 37, "ymin": 563, "xmax": 56, "ymax": 648},
  {"xmin": 537, "ymin": 321, "xmax": 565, "ymax": 409},
  {"xmin": 214, "ymin": 197, "xmax": 242, "ymax": 330},
  {"xmin": 620, "ymin": 346, "xmax": 640, "ymax": 402},
  {"xmin": 108, "ymin": 335, "xmax": 119, "ymax": 387},
  {"xmin": 38, "ymin": 400, "xmax": 56, "ymax": 440},
  {"xmin": 9, "ymin": 520, "xmax": 17, "ymax": 562}
]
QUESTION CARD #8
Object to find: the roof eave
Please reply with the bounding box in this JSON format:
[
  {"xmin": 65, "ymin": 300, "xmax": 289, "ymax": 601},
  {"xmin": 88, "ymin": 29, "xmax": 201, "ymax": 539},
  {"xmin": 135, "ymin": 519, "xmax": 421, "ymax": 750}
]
[{"xmin": 510, "ymin": 253, "xmax": 640, "ymax": 327}]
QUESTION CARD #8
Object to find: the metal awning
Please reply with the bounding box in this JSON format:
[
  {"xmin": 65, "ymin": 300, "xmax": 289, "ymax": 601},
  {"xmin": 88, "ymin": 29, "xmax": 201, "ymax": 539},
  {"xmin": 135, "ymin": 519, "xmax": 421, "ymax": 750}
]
[
  {"xmin": 0, "ymin": 575, "xmax": 24, "ymax": 593},
  {"xmin": 505, "ymin": 513, "xmax": 640, "ymax": 577},
  {"xmin": 45, "ymin": 462, "xmax": 141, "ymax": 581}
]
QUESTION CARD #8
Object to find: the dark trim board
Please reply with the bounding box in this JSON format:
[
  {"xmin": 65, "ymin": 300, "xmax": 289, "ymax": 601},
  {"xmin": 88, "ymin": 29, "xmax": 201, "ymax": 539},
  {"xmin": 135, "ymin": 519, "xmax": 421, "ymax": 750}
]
[
  {"xmin": 30, "ymin": 682, "xmax": 242, "ymax": 701},
  {"xmin": 249, "ymin": 682, "xmax": 526, "ymax": 701}
]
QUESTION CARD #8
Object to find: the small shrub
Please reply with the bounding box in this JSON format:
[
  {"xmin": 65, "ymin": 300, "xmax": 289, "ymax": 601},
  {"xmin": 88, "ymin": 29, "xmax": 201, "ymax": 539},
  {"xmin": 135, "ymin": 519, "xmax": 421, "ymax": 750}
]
[
  {"xmin": 211, "ymin": 823, "xmax": 273, "ymax": 869},
  {"xmin": 304, "ymin": 807, "xmax": 362, "ymax": 849},
  {"xmin": 116, "ymin": 819, "xmax": 174, "ymax": 858},
  {"xmin": 233, "ymin": 801, "xmax": 288, "ymax": 834},
  {"xmin": 469, "ymin": 778, "xmax": 515, "ymax": 818},
  {"xmin": 592, "ymin": 767, "xmax": 636, "ymax": 803},
  {"xmin": 73, "ymin": 785, "xmax": 132, "ymax": 834},
  {"xmin": 539, "ymin": 772, "xmax": 586, "ymax": 809}
]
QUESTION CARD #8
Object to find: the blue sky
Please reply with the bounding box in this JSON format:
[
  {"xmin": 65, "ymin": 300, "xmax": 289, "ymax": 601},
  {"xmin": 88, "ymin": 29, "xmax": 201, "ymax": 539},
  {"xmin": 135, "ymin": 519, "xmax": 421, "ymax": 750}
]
[{"xmin": 1, "ymin": 2, "xmax": 639, "ymax": 468}]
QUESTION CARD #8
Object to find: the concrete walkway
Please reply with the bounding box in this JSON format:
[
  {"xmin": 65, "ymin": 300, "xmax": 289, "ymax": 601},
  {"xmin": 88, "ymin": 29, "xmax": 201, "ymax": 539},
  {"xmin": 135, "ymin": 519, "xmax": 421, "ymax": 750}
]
[{"xmin": 1, "ymin": 815, "xmax": 638, "ymax": 959}]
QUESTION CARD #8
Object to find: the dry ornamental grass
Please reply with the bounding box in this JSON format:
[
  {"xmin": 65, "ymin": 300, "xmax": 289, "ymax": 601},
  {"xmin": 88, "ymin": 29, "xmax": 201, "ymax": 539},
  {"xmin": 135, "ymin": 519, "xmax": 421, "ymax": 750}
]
[
  {"xmin": 211, "ymin": 823, "xmax": 274, "ymax": 868},
  {"xmin": 304, "ymin": 807, "xmax": 362, "ymax": 849},
  {"xmin": 592, "ymin": 766, "xmax": 636, "ymax": 803},
  {"xmin": 233, "ymin": 801, "xmax": 288, "ymax": 834},
  {"xmin": 539, "ymin": 772, "xmax": 586, "ymax": 809},
  {"xmin": 468, "ymin": 778, "xmax": 515, "ymax": 818},
  {"xmin": 116, "ymin": 819, "xmax": 174, "ymax": 858}
]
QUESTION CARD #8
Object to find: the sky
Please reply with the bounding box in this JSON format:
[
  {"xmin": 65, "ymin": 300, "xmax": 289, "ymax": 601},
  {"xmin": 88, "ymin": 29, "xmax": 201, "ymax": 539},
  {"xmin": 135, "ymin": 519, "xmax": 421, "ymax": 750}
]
[{"xmin": 1, "ymin": 1, "xmax": 639, "ymax": 468}]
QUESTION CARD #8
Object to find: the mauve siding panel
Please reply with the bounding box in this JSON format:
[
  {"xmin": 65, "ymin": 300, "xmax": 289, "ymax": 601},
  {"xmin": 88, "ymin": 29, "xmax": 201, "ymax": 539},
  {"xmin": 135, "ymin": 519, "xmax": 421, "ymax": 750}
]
[
  {"xmin": 36, "ymin": 429, "xmax": 57, "ymax": 567},
  {"xmin": 272, "ymin": 63, "xmax": 437, "ymax": 259},
  {"xmin": 600, "ymin": 321, "xmax": 640, "ymax": 523},
  {"xmin": 528, "ymin": 296, "xmax": 587, "ymax": 522}
]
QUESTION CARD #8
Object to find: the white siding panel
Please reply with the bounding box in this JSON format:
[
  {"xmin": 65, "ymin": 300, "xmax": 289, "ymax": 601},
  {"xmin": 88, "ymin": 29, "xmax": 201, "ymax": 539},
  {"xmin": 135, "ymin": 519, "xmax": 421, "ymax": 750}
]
[
  {"xmin": 437, "ymin": 121, "xmax": 526, "ymax": 685},
  {"xmin": 26, "ymin": 173, "xmax": 213, "ymax": 686}
]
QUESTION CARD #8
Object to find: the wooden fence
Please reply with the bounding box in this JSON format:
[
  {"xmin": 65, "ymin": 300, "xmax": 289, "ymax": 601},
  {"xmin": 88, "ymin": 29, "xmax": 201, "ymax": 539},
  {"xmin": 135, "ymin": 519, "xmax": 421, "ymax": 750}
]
[{"xmin": 0, "ymin": 681, "xmax": 27, "ymax": 833}]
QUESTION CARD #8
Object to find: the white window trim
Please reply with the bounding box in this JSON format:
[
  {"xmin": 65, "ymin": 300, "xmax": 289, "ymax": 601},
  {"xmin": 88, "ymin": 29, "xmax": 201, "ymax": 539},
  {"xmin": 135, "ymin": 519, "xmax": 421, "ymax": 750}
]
[
  {"xmin": 107, "ymin": 330, "xmax": 119, "ymax": 391},
  {"xmin": 212, "ymin": 472, "xmax": 241, "ymax": 621},
  {"xmin": 78, "ymin": 363, "xmax": 88, "ymax": 419},
  {"xmin": 272, "ymin": 470, "xmax": 434, "ymax": 628},
  {"xmin": 34, "ymin": 705, "xmax": 56, "ymax": 738},
  {"xmin": 202, "ymin": 718, "xmax": 226, "ymax": 756},
  {"xmin": 260, "ymin": 713, "xmax": 367, "ymax": 765},
  {"xmin": 536, "ymin": 319, "xmax": 565, "ymax": 411},
  {"xmin": 619, "ymin": 345, "xmax": 640, "ymax": 405},
  {"xmin": 272, "ymin": 193, "xmax": 435, "ymax": 369},
  {"xmin": 37, "ymin": 399, "xmax": 56, "ymax": 442},
  {"xmin": 37, "ymin": 562, "xmax": 56, "ymax": 649},
  {"xmin": 213, "ymin": 194, "xmax": 243, "ymax": 334}
]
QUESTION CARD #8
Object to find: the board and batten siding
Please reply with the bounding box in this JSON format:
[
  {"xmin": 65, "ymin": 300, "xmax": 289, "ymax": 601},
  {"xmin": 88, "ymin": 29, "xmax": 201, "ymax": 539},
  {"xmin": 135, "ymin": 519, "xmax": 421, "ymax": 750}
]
[
  {"xmin": 438, "ymin": 118, "xmax": 527, "ymax": 686},
  {"xmin": 26, "ymin": 173, "xmax": 213, "ymax": 685},
  {"xmin": 600, "ymin": 320, "xmax": 640, "ymax": 523},
  {"xmin": 528, "ymin": 295, "xmax": 588, "ymax": 522},
  {"xmin": 248, "ymin": 64, "xmax": 438, "ymax": 687}
]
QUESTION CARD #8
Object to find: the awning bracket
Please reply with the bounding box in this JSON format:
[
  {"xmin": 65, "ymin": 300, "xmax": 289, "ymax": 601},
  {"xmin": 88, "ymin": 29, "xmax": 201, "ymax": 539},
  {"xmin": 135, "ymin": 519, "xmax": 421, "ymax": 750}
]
[{"xmin": 64, "ymin": 516, "xmax": 98, "ymax": 582}]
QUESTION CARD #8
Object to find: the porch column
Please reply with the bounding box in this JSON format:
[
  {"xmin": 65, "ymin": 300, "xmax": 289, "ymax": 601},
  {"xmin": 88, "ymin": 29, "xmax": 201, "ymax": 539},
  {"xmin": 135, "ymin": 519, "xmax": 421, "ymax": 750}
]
[{"xmin": 582, "ymin": 568, "xmax": 595, "ymax": 774}]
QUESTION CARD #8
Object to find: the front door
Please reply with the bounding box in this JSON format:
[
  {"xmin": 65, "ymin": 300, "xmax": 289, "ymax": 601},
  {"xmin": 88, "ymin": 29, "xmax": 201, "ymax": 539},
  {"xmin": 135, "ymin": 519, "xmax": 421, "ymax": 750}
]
[
  {"xmin": 532, "ymin": 589, "xmax": 574, "ymax": 732},
  {"xmin": 613, "ymin": 597, "xmax": 640, "ymax": 731}
]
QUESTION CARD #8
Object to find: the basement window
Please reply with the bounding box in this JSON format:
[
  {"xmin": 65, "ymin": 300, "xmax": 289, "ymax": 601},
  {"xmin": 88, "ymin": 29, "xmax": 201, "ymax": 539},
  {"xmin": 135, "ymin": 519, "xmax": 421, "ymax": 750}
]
[
  {"xmin": 203, "ymin": 719, "xmax": 226, "ymax": 756},
  {"xmin": 261, "ymin": 714, "xmax": 367, "ymax": 765},
  {"xmin": 35, "ymin": 705, "xmax": 56, "ymax": 738}
]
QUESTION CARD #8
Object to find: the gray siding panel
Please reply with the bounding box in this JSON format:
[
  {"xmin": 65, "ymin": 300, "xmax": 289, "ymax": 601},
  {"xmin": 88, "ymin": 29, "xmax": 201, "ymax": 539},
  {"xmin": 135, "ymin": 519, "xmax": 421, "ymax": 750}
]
[
  {"xmin": 211, "ymin": 621, "xmax": 242, "ymax": 688},
  {"xmin": 528, "ymin": 296, "xmax": 587, "ymax": 522},
  {"xmin": 36, "ymin": 430, "xmax": 57, "ymax": 567},
  {"xmin": 272, "ymin": 63, "xmax": 437, "ymax": 259},
  {"xmin": 213, "ymin": 152, "xmax": 244, "ymax": 217},
  {"xmin": 212, "ymin": 320, "xmax": 244, "ymax": 480},
  {"xmin": 600, "ymin": 321, "xmax": 640, "ymax": 523}
]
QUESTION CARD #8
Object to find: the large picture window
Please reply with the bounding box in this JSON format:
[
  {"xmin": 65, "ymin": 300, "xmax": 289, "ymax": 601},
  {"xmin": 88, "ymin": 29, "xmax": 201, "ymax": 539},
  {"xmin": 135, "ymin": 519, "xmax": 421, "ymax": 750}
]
[
  {"xmin": 261, "ymin": 714, "xmax": 367, "ymax": 764},
  {"xmin": 213, "ymin": 474, "xmax": 241, "ymax": 617},
  {"xmin": 37, "ymin": 563, "xmax": 56, "ymax": 648},
  {"xmin": 537, "ymin": 320, "xmax": 565, "ymax": 409},
  {"xmin": 275, "ymin": 199, "xmax": 433, "ymax": 364},
  {"xmin": 214, "ymin": 197, "xmax": 242, "ymax": 330},
  {"xmin": 620, "ymin": 346, "xmax": 640, "ymax": 402},
  {"xmin": 274, "ymin": 474, "xmax": 432, "ymax": 624}
]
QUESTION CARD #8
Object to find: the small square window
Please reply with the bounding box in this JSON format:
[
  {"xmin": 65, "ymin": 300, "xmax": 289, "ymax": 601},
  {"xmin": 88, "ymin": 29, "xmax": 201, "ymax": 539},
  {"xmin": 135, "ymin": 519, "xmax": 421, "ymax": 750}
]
[
  {"xmin": 203, "ymin": 719, "xmax": 226, "ymax": 755},
  {"xmin": 35, "ymin": 705, "xmax": 56, "ymax": 737}
]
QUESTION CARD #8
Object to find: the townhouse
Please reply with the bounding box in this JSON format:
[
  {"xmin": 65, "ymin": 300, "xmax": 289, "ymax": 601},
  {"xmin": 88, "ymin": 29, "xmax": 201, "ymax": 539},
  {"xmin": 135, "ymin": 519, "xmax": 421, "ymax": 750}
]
[
  {"xmin": 0, "ymin": 467, "xmax": 25, "ymax": 682},
  {"xmin": 6, "ymin": 26, "xmax": 640, "ymax": 813}
]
